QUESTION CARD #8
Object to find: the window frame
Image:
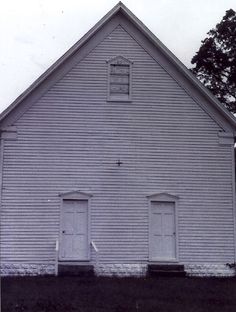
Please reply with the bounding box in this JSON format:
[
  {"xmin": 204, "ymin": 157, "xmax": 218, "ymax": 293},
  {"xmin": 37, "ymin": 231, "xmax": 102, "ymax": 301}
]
[{"xmin": 107, "ymin": 56, "xmax": 133, "ymax": 102}]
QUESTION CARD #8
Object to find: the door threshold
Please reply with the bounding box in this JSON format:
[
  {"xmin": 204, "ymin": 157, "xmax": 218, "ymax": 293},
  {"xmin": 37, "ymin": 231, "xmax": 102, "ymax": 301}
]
[
  {"xmin": 149, "ymin": 260, "xmax": 179, "ymax": 264},
  {"xmin": 58, "ymin": 261, "xmax": 91, "ymax": 265}
]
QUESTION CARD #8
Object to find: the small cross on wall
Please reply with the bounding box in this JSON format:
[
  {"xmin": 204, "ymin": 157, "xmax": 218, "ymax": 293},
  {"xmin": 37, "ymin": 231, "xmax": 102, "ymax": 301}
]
[{"xmin": 116, "ymin": 159, "xmax": 123, "ymax": 166}]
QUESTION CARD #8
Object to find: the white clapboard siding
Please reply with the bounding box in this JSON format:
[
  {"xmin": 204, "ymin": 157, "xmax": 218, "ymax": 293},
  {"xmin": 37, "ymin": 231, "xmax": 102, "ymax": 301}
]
[{"xmin": 1, "ymin": 25, "xmax": 234, "ymax": 265}]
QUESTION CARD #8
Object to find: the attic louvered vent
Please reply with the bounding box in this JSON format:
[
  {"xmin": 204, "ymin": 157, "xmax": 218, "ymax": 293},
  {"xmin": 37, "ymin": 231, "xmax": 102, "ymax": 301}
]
[{"xmin": 107, "ymin": 56, "xmax": 132, "ymax": 101}]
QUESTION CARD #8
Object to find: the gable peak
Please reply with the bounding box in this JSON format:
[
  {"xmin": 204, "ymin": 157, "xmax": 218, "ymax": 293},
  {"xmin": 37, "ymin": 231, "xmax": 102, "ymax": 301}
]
[{"xmin": 1, "ymin": 2, "xmax": 236, "ymax": 132}]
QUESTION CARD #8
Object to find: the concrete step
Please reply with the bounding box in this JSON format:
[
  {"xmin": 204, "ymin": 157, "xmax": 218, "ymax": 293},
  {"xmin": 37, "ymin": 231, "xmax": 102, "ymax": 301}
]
[
  {"xmin": 58, "ymin": 264, "xmax": 94, "ymax": 277},
  {"xmin": 148, "ymin": 264, "xmax": 185, "ymax": 271},
  {"xmin": 148, "ymin": 264, "xmax": 186, "ymax": 277}
]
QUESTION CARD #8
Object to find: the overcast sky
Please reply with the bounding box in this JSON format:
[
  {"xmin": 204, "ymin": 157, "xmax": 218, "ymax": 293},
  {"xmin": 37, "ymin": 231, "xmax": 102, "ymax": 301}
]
[{"xmin": 0, "ymin": 0, "xmax": 235, "ymax": 113}]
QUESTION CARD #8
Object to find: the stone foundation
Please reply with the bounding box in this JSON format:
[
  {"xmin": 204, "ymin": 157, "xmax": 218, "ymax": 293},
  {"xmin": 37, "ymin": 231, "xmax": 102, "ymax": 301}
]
[
  {"xmin": 185, "ymin": 264, "xmax": 235, "ymax": 277},
  {"xmin": 1, "ymin": 262, "xmax": 235, "ymax": 277},
  {"xmin": 0, "ymin": 263, "xmax": 55, "ymax": 276},
  {"xmin": 95, "ymin": 263, "xmax": 147, "ymax": 277},
  {"xmin": 95, "ymin": 263, "xmax": 235, "ymax": 277}
]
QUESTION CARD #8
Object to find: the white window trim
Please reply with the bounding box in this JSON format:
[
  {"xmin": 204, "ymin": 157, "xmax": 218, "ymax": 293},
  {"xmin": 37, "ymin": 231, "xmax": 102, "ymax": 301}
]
[{"xmin": 107, "ymin": 55, "xmax": 133, "ymax": 102}]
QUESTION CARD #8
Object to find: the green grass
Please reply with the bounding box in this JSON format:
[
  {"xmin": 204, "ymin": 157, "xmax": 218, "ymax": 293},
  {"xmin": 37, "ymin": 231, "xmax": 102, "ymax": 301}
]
[{"xmin": 2, "ymin": 276, "xmax": 236, "ymax": 312}]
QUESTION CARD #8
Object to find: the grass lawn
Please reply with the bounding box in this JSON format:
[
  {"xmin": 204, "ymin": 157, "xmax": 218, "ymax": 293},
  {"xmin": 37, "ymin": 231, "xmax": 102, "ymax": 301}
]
[{"xmin": 1, "ymin": 276, "xmax": 236, "ymax": 312}]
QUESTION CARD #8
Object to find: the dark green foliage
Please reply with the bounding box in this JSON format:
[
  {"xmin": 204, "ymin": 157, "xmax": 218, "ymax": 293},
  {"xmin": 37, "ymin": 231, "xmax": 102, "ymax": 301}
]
[
  {"xmin": 2, "ymin": 276, "xmax": 236, "ymax": 312},
  {"xmin": 191, "ymin": 9, "xmax": 236, "ymax": 112}
]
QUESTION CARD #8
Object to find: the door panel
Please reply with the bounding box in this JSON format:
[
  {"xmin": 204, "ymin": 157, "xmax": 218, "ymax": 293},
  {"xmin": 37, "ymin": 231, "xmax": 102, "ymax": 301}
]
[
  {"xmin": 59, "ymin": 199, "xmax": 88, "ymax": 260},
  {"xmin": 150, "ymin": 201, "xmax": 176, "ymax": 260}
]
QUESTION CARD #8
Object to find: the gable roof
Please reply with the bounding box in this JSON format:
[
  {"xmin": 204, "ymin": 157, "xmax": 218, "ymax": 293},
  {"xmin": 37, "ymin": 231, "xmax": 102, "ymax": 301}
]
[{"xmin": 1, "ymin": 2, "xmax": 236, "ymax": 134}]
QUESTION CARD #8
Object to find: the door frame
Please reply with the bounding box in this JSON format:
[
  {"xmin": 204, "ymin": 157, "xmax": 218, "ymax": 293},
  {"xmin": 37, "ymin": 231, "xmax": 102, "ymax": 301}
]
[
  {"xmin": 58, "ymin": 190, "xmax": 92, "ymax": 261},
  {"xmin": 147, "ymin": 192, "xmax": 179, "ymax": 262}
]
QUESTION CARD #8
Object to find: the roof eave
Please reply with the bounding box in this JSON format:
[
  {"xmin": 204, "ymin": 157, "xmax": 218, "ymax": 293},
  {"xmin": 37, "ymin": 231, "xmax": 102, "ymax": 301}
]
[
  {"xmin": 0, "ymin": 2, "xmax": 124, "ymax": 122},
  {"xmin": 118, "ymin": 3, "xmax": 236, "ymax": 131}
]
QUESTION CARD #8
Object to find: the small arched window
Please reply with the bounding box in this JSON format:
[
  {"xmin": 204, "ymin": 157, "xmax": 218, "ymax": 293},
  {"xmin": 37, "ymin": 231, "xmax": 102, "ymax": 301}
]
[{"xmin": 107, "ymin": 56, "xmax": 132, "ymax": 102}]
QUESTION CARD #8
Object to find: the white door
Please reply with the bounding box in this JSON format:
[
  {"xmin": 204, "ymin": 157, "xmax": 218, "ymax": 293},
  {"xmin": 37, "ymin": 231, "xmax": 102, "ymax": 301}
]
[
  {"xmin": 150, "ymin": 201, "xmax": 176, "ymax": 261},
  {"xmin": 59, "ymin": 199, "xmax": 88, "ymax": 260}
]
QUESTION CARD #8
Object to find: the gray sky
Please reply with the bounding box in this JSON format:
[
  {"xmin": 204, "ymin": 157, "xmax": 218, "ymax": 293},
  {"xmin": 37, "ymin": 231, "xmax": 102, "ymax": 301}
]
[{"xmin": 1, "ymin": 0, "xmax": 235, "ymax": 113}]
